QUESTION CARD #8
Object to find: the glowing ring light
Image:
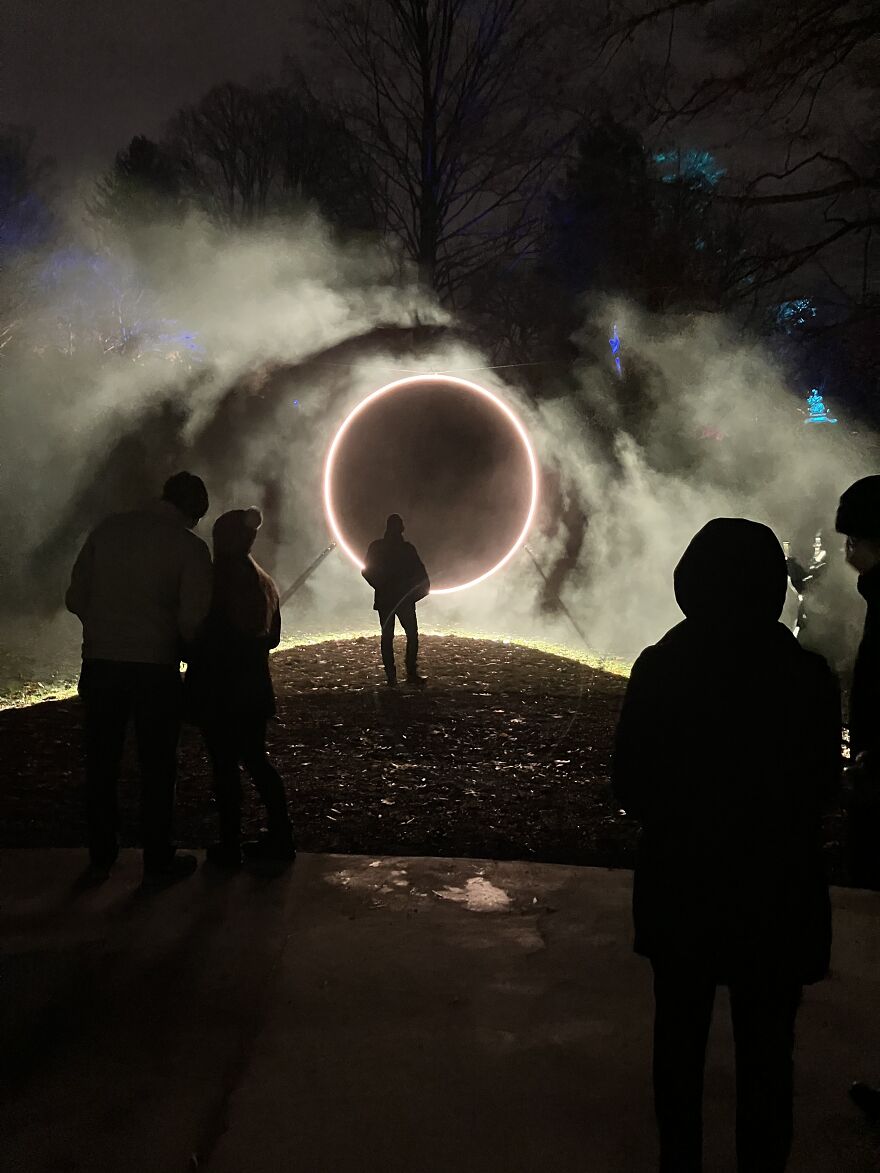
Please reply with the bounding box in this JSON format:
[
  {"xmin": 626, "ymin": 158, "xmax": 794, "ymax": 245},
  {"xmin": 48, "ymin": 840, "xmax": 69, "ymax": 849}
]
[{"xmin": 323, "ymin": 374, "xmax": 539, "ymax": 594}]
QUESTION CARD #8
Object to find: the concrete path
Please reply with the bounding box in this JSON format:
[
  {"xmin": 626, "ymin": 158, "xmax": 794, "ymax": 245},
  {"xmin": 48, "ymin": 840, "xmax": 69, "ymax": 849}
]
[{"xmin": 1, "ymin": 851, "xmax": 879, "ymax": 1172}]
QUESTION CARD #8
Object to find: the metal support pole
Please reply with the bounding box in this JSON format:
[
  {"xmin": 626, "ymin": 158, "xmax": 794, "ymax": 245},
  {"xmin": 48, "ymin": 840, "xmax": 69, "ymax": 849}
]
[
  {"xmin": 522, "ymin": 544, "xmax": 589, "ymax": 646},
  {"xmin": 279, "ymin": 542, "xmax": 338, "ymax": 606}
]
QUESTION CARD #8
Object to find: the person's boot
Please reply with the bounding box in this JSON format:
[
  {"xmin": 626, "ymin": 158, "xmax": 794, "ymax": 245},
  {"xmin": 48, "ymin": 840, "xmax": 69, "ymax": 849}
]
[
  {"xmin": 385, "ymin": 667, "xmax": 398, "ymax": 688},
  {"xmin": 142, "ymin": 850, "xmax": 198, "ymax": 886},
  {"xmin": 82, "ymin": 847, "xmax": 118, "ymax": 885},
  {"xmin": 243, "ymin": 829, "xmax": 296, "ymax": 864},
  {"xmin": 406, "ymin": 670, "xmax": 426, "ymax": 688},
  {"xmin": 205, "ymin": 842, "xmax": 243, "ymax": 869},
  {"xmin": 850, "ymin": 1082, "xmax": 880, "ymax": 1120}
]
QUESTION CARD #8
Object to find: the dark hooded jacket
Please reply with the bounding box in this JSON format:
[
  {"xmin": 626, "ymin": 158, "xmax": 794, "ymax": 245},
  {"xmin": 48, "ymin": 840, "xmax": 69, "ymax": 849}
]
[
  {"xmin": 613, "ymin": 518, "xmax": 841, "ymax": 984},
  {"xmin": 849, "ymin": 565, "xmax": 880, "ymax": 764},
  {"xmin": 362, "ymin": 524, "xmax": 430, "ymax": 614},
  {"xmin": 185, "ymin": 509, "xmax": 281, "ymax": 720}
]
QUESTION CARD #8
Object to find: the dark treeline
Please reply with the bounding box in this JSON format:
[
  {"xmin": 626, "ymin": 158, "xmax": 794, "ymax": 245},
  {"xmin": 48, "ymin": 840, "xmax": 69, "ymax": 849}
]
[{"xmin": 1, "ymin": 0, "xmax": 879, "ymax": 421}]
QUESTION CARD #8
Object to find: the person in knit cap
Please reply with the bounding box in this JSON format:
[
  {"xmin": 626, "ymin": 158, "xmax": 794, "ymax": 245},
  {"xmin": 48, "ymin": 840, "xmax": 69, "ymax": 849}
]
[
  {"xmin": 613, "ymin": 518, "xmax": 840, "ymax": 1173},
  {"xmin": 362, "ymin": 514, "xmax": 430, "ymax": 687},
  {"xmin": 186, "ymin": 507, "xmax": 295, "ymax": 868},
  {"xmin": 835, "ymin": 477, "xmax": 880, "ymax": 1119}
]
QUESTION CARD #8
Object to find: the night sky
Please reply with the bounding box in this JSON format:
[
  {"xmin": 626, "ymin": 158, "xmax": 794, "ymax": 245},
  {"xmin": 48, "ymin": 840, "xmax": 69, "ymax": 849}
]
[{"xmin": 6, "ymin": 0, "xmax": 307, "ymax": 177}]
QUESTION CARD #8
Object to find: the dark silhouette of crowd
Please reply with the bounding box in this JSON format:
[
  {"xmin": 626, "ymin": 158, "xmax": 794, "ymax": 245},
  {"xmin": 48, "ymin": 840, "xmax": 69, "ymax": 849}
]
[{"xmin": 64, "ymin": 470, "xmax": 880, "ymax": 1172}]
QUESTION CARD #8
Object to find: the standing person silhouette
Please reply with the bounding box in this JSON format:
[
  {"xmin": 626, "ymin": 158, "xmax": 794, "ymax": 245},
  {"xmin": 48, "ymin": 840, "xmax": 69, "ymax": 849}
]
[
  {"xmin": 362, "ymin": 514, "xmax": 430, "ymax": 687},
  {"xmin": 613, "ymin": 518, "xmax": 840, "ymax": 1173},
  {"xmin": 834, "ymin": 477, "xmax": 880, "ymax": 1118},
  {"xmin": 185, "ymin": 508, "xmax": 295, "ymax": 869},
  {"xmin": 66, "ymin": 471, "xmax": 213, "ymax": 884}
]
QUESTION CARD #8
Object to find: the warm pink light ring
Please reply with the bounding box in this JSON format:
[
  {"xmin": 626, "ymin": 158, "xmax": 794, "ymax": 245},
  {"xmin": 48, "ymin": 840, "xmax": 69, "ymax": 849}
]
[{"xmin": 323, "ymin": 374, "xmax": 540, "ymax": 595}]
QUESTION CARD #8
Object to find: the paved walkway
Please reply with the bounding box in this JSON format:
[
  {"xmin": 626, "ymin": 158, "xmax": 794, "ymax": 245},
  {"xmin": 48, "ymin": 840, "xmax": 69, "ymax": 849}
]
[{"xmin": 2, "ymin": 851, "xmax": 879, "ymax": 1172}]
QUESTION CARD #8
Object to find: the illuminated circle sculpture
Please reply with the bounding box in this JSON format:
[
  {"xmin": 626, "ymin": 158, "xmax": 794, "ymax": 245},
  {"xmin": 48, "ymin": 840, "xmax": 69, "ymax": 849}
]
[{"xmin": 323, "ymin": 374, "xmax": 539, "ymax": 594}]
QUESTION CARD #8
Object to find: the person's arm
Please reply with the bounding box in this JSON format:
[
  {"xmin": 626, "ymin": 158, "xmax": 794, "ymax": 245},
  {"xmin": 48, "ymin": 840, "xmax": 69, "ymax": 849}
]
[
  {"xmin": 362, "ymin": 541, "xmax": 382, "ymax": 589},
  {"xmin": 178, "ymin": 539, "xmax": 214, "ymax": 645},
  {"xmin": 268, "ymin": 602, "xmax": 282, "ymax": 650},
  {"xmin": 65, "ymin": 533, "xmax": 95, "ymax": 619},
  {"xmin": 814, "ymin": 659, "xmax": 843, "ymax": 811},
  {"xmin": 849, "ymin": 613, "xmax": 880, "ymax": 765},
  {"xmin": 611, "ymin": 648, "xmax": 663, "ymax": 821},
  {"xmin": 408, "ymin": 546, "xmax": 430, "ymax": 600}
]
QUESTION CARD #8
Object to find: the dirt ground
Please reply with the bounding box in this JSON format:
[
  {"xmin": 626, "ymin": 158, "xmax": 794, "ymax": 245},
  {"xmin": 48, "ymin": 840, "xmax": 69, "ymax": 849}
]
[{"xmin": 0, "ymin": 634, "xmax": 847, "ymax": 877}]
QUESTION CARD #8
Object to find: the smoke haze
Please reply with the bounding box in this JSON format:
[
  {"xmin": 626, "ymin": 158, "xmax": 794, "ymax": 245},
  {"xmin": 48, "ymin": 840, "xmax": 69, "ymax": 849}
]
[{"xmin": 1, "ymin": 211, "xmax": 874, "ymax": 688}]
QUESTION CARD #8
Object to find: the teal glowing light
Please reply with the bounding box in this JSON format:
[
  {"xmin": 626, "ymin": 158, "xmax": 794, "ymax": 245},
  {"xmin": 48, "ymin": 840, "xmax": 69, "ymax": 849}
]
[
  {"xmin": 804, "ymin": 389, "xmax": 837, "ymax": 425},
  {"xmin": 653, "ymin": 149, "xmax": 726, "ymax": 189},
  {"xmin": 777, "ymin": 298, "xmax": 815, "ymax": 330}
]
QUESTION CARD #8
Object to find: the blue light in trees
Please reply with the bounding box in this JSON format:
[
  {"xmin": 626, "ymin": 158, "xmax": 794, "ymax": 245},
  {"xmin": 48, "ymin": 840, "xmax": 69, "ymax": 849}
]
[
  {"xmin": 777, "ymin": 298, "xmax": 816, "ymax": 330},
  {"xmin": 155, "ymin": 327, "xmax": 202, "ymax": 353},
  {"xmin": 654, "ymin": 149, "xmax": 726, "ymax": 188},
  {"xmin": 804, "ymin": 389, "xmax": 837, "ymax": 425},
  {"xmin": 609, "ymin": 323, "xmax": 622, "ymax": 376}
]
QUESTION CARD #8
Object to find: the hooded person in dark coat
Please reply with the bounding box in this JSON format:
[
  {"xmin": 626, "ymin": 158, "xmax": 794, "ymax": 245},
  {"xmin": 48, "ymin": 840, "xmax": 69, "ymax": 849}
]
[
  {"xmin": 613, "ymin": 518, "xmax": 840, "ymax": 1173},
  {"xmin": 834, "ymin": 477, "xmax": 880, "ymax": 1119},
  {"xmin": 186, "ymin": 508, "xmax": 294, "ymax": 867},
  {"xmin": 362, "ymin": 514, "xmax": 430, "ymax": 687}
]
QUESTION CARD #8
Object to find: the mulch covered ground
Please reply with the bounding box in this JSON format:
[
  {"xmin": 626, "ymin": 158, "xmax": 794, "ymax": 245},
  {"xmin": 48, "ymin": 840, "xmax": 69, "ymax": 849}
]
[{"xmin": 0, "ymin": 634, "xmax": 847, "ymax": 877}]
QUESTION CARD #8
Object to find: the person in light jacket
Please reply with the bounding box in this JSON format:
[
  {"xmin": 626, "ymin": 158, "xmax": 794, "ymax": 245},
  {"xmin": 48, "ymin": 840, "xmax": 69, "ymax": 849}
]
[{"xmin": 66, "ymin": 471, "xmax": 213, "ymax": 883}]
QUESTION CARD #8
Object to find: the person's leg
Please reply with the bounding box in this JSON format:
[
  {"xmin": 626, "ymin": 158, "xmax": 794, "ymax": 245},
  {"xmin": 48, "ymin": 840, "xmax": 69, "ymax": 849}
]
[
  {"xmin": 203, "ymin": 718, "xmax": 244, "ymax": 851},
  {"xmin": 652, "ymin": 960, "xmax": 717, "ymax": 1173},
  {"xmin": 132, "ymin": 664, "xmax": 183, "ymax": 870},
  {"xmin": 378, "ymin": 608, "xmax": 397, "ymax": 681},
  {"xmin": 397, "ymin": 603, "xmax": 420, "ymax": 678},
  {"xmin": 239, "ymin": 715, "xmax": 293, "ymax": 846},
  {"xmin": 80, "ymin": 660, "xmax": 131, "ymax": 870},
  {"xmin": 730, "ymin": 978, "xmax": 802, "ymax": 1173}
]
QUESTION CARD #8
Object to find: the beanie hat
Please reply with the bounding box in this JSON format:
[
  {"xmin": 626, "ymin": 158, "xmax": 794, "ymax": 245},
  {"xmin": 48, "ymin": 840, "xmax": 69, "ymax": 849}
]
[
  {"xmin": 836, "ymin": 476, "xmax": 880, "ymax": 540},
  {"xmin": 212, "ymin": 508, "xmax": 262, "ymax": 557}
]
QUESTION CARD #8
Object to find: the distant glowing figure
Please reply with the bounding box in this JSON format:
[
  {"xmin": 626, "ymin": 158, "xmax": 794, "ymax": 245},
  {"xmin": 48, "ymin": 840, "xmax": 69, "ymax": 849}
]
[
  {"xmin": 609, "ymin": 323, "xmax": 622, "ymax": 377},
  {"xmin": 804, "ymin": 389, "xmax": 837, "ymax": 425}
]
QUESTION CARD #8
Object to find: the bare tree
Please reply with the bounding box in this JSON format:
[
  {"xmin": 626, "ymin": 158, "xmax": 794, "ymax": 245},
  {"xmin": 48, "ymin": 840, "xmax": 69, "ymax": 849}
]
[
  {"xmin": 169, "ymin": 83, "xmax": 282, "ymax": 225},
  {"xmin": 317, "ymin": 0, "xmax": 568, "ymax": 302},
  {"xmin": 0, "ymin": 127, "xmax": 55, "ymax": 356},
  {"xmin": 590, "ymin": 0, "xmax": 880, "ymax": 319},
  {"xmin": 163, "ymin": 79, "xmax": 374, "ymax": 232}
]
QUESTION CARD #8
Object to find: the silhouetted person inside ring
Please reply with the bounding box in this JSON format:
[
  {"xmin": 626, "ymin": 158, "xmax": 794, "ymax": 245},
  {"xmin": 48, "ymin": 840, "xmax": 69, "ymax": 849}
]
[
  {"xmin": 613, "ymin": 517, "xmax": 840, "ymax": 1173},
  {"xmin": 66, "ymin": 471, "xmax": 213, "ymax": 885},
  {"xmin": 185, "ymin": 508, "xmax": 295, "ymax": 869},
  {"xmin": 362, "ymin": 514, "xmax": 430, "ymax": 687}
]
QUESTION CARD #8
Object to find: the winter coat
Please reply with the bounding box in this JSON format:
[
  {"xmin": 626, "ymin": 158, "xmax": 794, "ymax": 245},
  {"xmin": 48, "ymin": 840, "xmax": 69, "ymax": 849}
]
[
  {"xmin": 66, "ymin": 499, "xmax": 213, "ymax": 665},
  {"xmin": 849, "ymin": 564, "xmax": 880, "ymax": 764},
  {"xmin": 362, "ymin": 536, "xmax": 430, "ymax": 613},
  {"xmin": 185, "ymin": 553, "xmax": 281, "ymax": 722},
  {"xmin": 613, "ymin": 519, "xmax": 841, "ymax": 985}
]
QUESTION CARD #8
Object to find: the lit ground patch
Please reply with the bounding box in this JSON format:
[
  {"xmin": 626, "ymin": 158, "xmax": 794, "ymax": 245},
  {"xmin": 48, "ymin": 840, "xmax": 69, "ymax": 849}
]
[
  {"xmin": 0, "ymin": 634, "xmax": 635, "ymax": 867},
  {"xmin": 0, "ymin": 633, "xmax": 847, "ymax": 880}
]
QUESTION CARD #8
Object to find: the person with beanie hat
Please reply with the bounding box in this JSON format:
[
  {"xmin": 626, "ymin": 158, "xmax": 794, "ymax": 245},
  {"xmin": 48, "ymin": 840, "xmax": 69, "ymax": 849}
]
[
  {"xmin": 362, "ymin": 514, "xmax": 430, "ymax": 687},
  {"xmin": 835, "ymin": 477, "xmax": 880, "ymax": 1119},
  {"xmin": 613, "ymin": 518, "xmax": 841, "ymax": 1173},
  {"xmin": 66, "ymin": 471, "xmax": 213, "ymax": 885},
  {"xmin": 185, "ymin": 507, "xmax": 294, "ymax": 868},
  {"xmin": 835, "ymin": 476, "xmax": 880, "ymax": 783}
]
